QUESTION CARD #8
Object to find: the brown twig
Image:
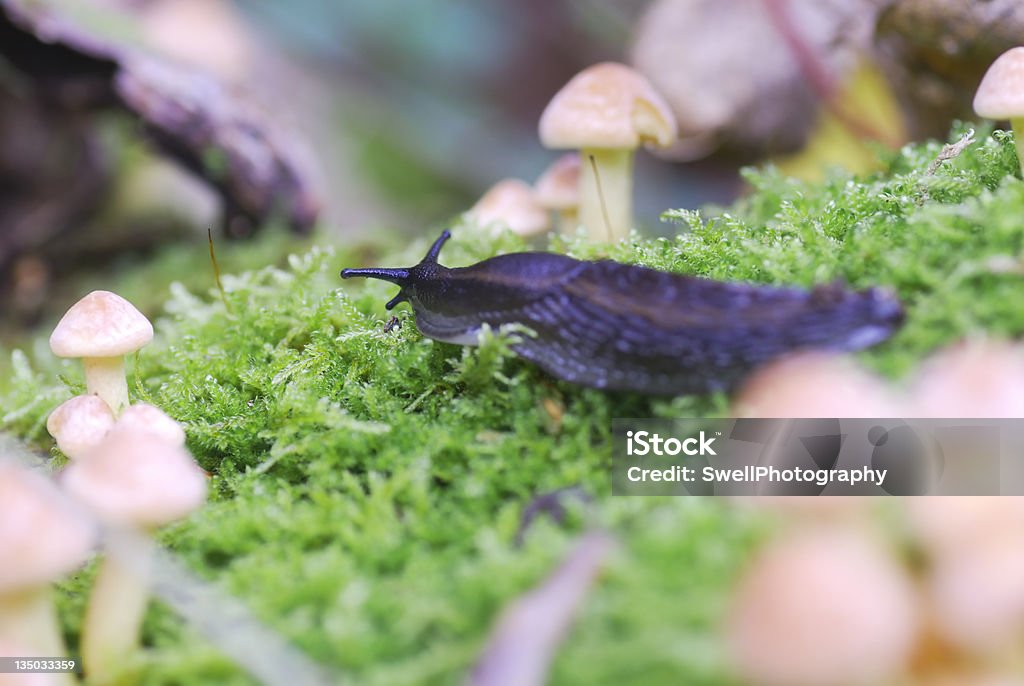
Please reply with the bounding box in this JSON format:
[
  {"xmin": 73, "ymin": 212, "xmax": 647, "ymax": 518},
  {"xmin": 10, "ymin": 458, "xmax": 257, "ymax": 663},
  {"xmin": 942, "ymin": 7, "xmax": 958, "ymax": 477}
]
[
  {"xmin": 925, "ymin": 128, "xmax": 975, "ymax": 176},
  {"xmin": 207, "ymin": 228, "xmax": 232, "ymax": 314}
]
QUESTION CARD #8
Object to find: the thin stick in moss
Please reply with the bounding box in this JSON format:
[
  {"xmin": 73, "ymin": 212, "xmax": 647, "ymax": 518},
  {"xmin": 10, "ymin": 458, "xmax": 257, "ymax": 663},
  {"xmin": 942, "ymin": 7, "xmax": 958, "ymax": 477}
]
[{"xmin": 208, "ymin": 228, "xmax": 231, "ymax": 314}]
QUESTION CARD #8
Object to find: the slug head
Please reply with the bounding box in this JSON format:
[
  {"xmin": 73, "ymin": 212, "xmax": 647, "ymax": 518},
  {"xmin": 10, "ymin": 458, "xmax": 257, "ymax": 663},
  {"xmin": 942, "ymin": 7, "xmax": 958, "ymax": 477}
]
[{"xmin": 340, "ymin": 230, "xmax": 452, "ymax": 310}]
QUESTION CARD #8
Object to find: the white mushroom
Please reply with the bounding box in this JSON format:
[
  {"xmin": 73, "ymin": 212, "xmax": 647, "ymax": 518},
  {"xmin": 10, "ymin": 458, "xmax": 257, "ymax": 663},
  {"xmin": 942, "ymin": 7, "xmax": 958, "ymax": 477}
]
[
  {"xmin": 533, "ymin": 153, "xmax": 581, "ymax": 235},
  {"xmin": 727, "ymin": 528, "xmax": 918, "ymax": 686},
  {"xmin": 974, "ymin": 46, "xmax": 1024, "ymax": 172},
  {"xmin": 467, "ymin": 179, "xmax": 550, "ymax": 238},
  {"xmin": 0, "ymin": 460, "xmax": 95, "ymax": 686},
  {"xmin": 732, "ymin": 352, "xmax": 905, "ymax": 418},
  {"xmin": 113, "ymin": 403, "xmax": 186, "ymax": 447},
  {"xmin": 539, "ymin": 62, "xmax": 676, "ymax": 242},
  {"xmin": 61, "ymin": 428, "xmax": 206, "ymax": 682},
  {"xmin": 46, "ymin": 395, "xmax": 115, "ymax": 460},
  {"xmin": 908, "ymin": 339, "xmax": 1024, "ymax": 418},
  {"xmin": 49, "ymin": 291, "xmax": 154, "ymax": 416}
]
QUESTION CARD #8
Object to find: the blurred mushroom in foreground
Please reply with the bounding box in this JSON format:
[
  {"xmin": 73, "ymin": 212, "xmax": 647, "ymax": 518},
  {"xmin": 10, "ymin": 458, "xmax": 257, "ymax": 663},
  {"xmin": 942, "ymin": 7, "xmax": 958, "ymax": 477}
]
[
  {"xmin": 0, "ymin": 640, "xmax": 64, "ymax": 685},
  {"xmin": 926, "ymin": 529, "xmax": 1024, "ymax": 658},
  {"xmin": 0, "ymin": 460, "xmax": 95, "ymax": 678},
  {"xmin": 61, "ymin": 428, "xmax": 207, "ymax": 684},
  {"xmin": 909, "ymin": 339, "xmax": 1024, "ymax": 418},
  {"xmin": 727, "ymin": 527, "xmax": 918, "ymax": 686},
  {"xmin": 732, "ymin": 353, "xmax": 904, "ymax": 418},
  {"xmin": 466, "ymin": 179, "xmax": 550, "ymax": 238},
  {"xmin": 539, "ymin": 62, "xmax": 676, "ymax": 242},
  {"xmin": 908, "ymin": 498, "xmax": 1024, "ymax": 559}
]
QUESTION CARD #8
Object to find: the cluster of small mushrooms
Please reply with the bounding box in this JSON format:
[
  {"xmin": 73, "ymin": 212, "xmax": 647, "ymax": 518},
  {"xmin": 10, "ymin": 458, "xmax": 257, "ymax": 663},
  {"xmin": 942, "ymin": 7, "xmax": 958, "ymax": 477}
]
[
  {"xmin": 727, "ymin": 497, "xmax": 1024, "ymax": 686},
  {"xmin": 1, "ymin": 290, "xmax": 207, "ymax": 685},
  {"xmin": 734, "ymin": 339, "xmax": 1024, "ymax": 419},
  {"xmin": 724, "ymin": 46, "xmax": 1024, "ymax": 686},
  {"xmin": 471, "ymin": 43, "xmax": 1024, "ymax": 244},
  {"xmin": 467, "ymin": 62, "xmax": 677, "ymax": 242}
]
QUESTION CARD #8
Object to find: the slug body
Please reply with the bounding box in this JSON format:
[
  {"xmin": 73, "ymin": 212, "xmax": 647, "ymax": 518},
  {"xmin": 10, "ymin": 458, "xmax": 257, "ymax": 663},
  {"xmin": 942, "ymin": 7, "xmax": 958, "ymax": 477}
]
[{"xmin": 341, "ymin": 231, "xmax": 903, "ymax": 394}]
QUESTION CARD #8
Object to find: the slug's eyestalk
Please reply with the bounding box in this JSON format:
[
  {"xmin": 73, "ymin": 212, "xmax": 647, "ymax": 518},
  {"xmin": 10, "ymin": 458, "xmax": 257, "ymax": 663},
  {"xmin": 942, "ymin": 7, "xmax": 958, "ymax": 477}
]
[{"xmin": 339, "ymin": 267, "xmax": 410, "ymax": 285}]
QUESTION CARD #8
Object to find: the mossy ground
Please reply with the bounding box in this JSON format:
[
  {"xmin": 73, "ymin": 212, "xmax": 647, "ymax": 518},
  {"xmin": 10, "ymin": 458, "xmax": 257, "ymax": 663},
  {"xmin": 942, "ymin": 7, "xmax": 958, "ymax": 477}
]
[{"xmin": 2, "ymin": 124, "xmax": 1023, "ymax": 684}]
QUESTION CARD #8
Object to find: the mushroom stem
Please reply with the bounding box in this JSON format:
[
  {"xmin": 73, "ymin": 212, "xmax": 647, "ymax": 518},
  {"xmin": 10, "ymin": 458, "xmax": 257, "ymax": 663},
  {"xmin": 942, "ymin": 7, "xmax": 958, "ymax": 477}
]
[
  {"xmin": 578, "ymin": 148, "xmax": 633, "ymax": 242},
  {"xmin": 0, "ymin": 589, "xmax": 76, "ymax": 686},
  {"xmin": 81, "ymin": 537, "xmax": 154, "ymax": 684},
  {"xmin": 1012, "ymin": 117, "xmax": 1024, "ymax": 172},
  {"xmin": 82, "ymin": 357, "xmax": 129, "ymax": 416},
  {"xmin": 556, "ymin": 208, "xmax": 580, "ymax": 237}
]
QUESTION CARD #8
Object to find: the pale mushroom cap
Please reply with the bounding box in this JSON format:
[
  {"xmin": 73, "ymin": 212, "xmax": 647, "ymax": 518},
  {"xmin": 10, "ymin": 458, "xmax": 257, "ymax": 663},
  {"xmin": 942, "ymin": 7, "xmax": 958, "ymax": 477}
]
[
  {"xmin": 467, "ymin": 179, "xmax": 550, "ymax": 237},
  {"xmin": 928, "ymin": 532, "xmax": 1024, "ymax": 652},
  {"xmin": 908, "ymin": 496, "xmax": 1024, "ymax": 557},
  {"xmin": 0, "ymin": 460, "xmax": 96, "ymax": 592},
  {"xmin": 534, "ymin": 153, "xmax": 581, "ymax": 210},
  {"xmin": 732, "ymin": 353, "xmax": 904, "ymax": 418},
  {"xmin": 49, "ymin": 290, "xmax": 154, "ymax": 359},
  {"xmin": 909, "ymin": 339, "xmax": 1024, "ymax": 418},
  {"xmin": 46, "ymin": 395, "xmax": 116, "ymax": 460},
  {"xmin": 728, "ymin": 528, "xmax": 918, "ymax": 686},
  {"xmin": 62, "ymin": 428, "xmax": 207, "ymax": 529},
  {"xmin": 539, "ymin": 62, "xmax": 677, "ymax": 150},
  {"xmin": 114, "ymin": 403, "xmax": 186, "ymax": 447},
  {"xmin": 974, "ymin": 47, "xmax": 1024, "ymax": 119}
]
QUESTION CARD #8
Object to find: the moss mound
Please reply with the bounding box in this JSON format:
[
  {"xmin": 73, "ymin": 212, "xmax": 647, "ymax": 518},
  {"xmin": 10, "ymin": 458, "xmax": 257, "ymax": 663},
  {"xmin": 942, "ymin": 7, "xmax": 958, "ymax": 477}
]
[{"xmin": 2, "ymin": 125, "xmax": 1022, "ymax": 684}]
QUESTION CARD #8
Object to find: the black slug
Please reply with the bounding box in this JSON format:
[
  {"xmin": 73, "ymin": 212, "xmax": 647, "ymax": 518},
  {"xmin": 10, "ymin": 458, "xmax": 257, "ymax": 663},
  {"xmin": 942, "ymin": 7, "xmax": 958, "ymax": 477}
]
[{"xmin": 341, "ymin": 231, "xmax": 903, "ymax": 394}]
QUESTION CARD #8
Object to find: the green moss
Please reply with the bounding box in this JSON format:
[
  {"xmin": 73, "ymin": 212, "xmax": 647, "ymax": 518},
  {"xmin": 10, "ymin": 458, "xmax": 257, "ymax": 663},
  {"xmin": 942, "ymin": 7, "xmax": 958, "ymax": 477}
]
[{"xmin": 3, "ymin": 125, "xmax": 1023, "ymax": 684}]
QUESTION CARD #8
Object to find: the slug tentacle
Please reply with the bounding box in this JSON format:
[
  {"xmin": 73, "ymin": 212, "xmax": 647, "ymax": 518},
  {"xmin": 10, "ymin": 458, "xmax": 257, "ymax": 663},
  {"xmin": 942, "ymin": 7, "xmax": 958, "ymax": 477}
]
[
  {"xmin": 340, "ymin": 267, "xmax": 410, "ymax": 284},
  {"xmin": 341, "ymin": 231, "xmax": 905, "ymax": 395},
  {"xmin": 424, "ymin": 230, "xmax": 452, "ymax": 263}
]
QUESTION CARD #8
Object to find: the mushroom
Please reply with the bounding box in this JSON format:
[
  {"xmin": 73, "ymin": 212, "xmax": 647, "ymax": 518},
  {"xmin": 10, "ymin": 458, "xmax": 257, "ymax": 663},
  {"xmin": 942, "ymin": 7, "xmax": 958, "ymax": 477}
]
[
  {"xmin": 732, "ymin": 353, "xmax": 904, "ymax": 418},
  {"xmin": 0, "ymin": 639, "xmax": 65, "ymax": 685},
  {"xmin": 974, "ymin": 47, "xmax": 1024, "ymax": 172},
  {"xmin": 0, "ymin": 459, "xmax": 95, "ymax": 686},
  {"xmin": 928, "ymin": 531, "xmax": 1024, "ymax": 657},
  {"xmin": 538, "ymin": 62, "xmax": 676, "ymax": 242},
  {"xmin": 46, "ymin": 395, "xmax": 116, "ymax": 460},
  {"xmin": 49, "ymin": 291, "xmax": 154, "ymax": 416},
  {"xmin": 113, "ymin": 403, "xmax": 186, "ymax": 447},
  {"xmin": 467, "ymin": 179, "xmax": 550, "ymax": 238},
  {"xmin": 533, "ymin": 153, "xmax": 581, "ymax": 235},
  {"xmin": 60, "ymin": 428, "xmax": 206, "ymax": 682},
  {"xmin": 727, "ymin": 528, "xmax": 918, "ymax": 686},
  {"xmin": 908, "ymin": 339, "xmax": 1024, "ymax": 418}
]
